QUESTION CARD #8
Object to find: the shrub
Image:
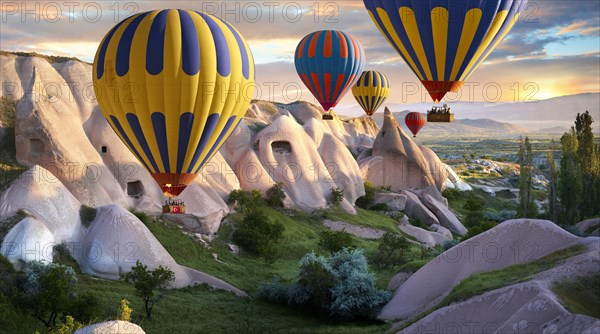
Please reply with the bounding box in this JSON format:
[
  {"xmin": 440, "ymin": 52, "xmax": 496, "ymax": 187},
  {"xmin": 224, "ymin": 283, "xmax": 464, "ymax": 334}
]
[
  {"xmin": 232, "ymin": 209, "xmax": 285, "ymax": 260},
  {"xmin": 355, "ymin": 182, "xmax": 376, "ymax": 209},
  {"xmin": 79, "ymin": 205, "xmax": 97, "ymax": 228},
  {"xmin": 130, "ymin": 210, "xmax": 152, "ymax": 225},
  {"xmin": 0, "ymin": 254, "xmax": 16, "ymax": 296},
  {"xmin": 21, "ymin": 261, "xmax": 78, "ymax": 327},
  {"xmin": 485, "ymin": 210, "xmax": 517, "ymax": 223},
  {"xmin": 259, "ymin": 249, "xmax": 390, "ymax": 319},
  {"xmin": 372, "ymin": 232, "xmax": 411, "ymax": 268},
  {"xmin": 319, "ymin": 230, "xmax": 354, "ymax": 255},
  {"xmin": 255, "ymin": 279, "xmax": 291, "ymax": 304},
  {"xmin": 122, "ymin": 261, "xmax": 175, "ymax": 320},
  {"xmin": 561, "ymin": 225, "xmax": 584, "ymax": 237},
  {"xmin": 442, "ymin": 188, "xmax": 461, "ymax": 201},
  {"xmin": 227, "ymin": 189, "xmax": 263, "ymax": 211},
  {"xmin": 441, "ymin": 239, "xmax": 460, "ymax": 251},
  {"xmin": 265, "ymin": 183, "xmax": 286, "ymax": 208},
  {"xmin": 409, "ymin": 218, "xmax": 429, "ymax": 230},
  {"xmin": 0, "ymin": 96, "xmax": 17, "ymax": 128},
  {"xmin": 70, "ymin": 292, "xmax": 101, "ymax": 324},
  {"xmin": 463, "ymin": 221, "xmax": 497, "ymax": 240},
  {"xmin": 47, "ymin": 316, "xmax": 82, "ymax": 334},
  {"xmin": 117, "ymin": 299, "xmax": 132, "ymax": 322},
  {"xmin": 369, "ymin": 203, "xmax": 389, "ymax": 212},
  {"xmin": 329, "ymin": 187, "xmax": 344, "ymax": 207}
]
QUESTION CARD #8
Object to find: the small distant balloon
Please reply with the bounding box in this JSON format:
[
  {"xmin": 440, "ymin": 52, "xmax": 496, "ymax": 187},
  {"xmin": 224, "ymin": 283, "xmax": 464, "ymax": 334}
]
[
  {"xmin": 352, "ymin": 70, "xmax": 390, "ymax": 117},
  {"xmin": 405, "ymin": 112, "xmax": 427, "ymax": 137}
]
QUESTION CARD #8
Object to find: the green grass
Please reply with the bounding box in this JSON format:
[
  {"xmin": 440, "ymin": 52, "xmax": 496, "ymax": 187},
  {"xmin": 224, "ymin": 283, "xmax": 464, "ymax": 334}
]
[
  {"xmin": 1, "ymin": 275, "xmax": 387, "ymax": 334},
  {"xmin": 143, "ymin": 206, "xmax": 407, "ymax": 292},
  {"xmin": 553, "ymin": 274, "xmax": 600, "ymax": 319},
  {"xmin": 325, "ymin": 207, "xmax": 400, "ymax": 233},
  {"xmin": 1, "ymin": 202, "xmax": 438, "ymax": 334}
]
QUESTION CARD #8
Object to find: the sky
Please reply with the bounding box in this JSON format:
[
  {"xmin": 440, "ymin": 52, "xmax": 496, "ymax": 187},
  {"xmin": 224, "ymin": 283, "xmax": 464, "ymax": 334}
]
[{"xmin": 1, "ymin": 1, "xmax": 599, "ymax": 110}]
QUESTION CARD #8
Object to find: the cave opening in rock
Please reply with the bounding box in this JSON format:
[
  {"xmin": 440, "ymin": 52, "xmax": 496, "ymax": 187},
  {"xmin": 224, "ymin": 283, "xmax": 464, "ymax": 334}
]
[
  {"xmin": 271, "ymin": 141, "xmax": 292, "ymax": 154},
  {"xmin": 101, "ymin": 146, "xmax": 107, "ymax": 153},
  {"xmin": 127, "ymin": 181, "xmax": 144, "ymax": 197},
  {"xmin": 29, "ymin": 138, "xmax": 44, "ymax": 156}
]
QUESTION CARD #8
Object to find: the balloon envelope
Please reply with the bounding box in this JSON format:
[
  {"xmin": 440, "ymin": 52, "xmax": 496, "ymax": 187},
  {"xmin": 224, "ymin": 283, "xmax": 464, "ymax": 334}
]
[
  {"xmin": 352, "ymin": 70, "xmax": 390, "ymax": 117},
  {"xmin": 405, "ymin": 112, "xmax": 427, "ymax": 137},
  {"xmin": 363, "ymin": 0, "xmax": 528, "ymax": 102},
  {"xmin": 295, "ymin": 30, "xmax": 365, "ymax": 113},
  {"xmin": 93, "ymin": 9, "xmax": 255, "ymax": 197}
]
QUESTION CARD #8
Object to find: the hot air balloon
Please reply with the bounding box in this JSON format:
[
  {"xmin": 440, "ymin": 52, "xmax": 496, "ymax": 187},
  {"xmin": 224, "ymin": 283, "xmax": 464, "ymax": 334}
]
[
  {"xmin": 295, "ymin": 30, "xmax": 365, "ymax": 120},
  {"xmin": 405, "ymin": 112, "xmax": 426, "ymax": 137},
  {"xmin": 93, "ymin": 9, "xmax": 255, "ymax": 198},
  {"xmin": 363, "ymin": 0, "xmax": 528, "ymax": 122},
  {"xmin": 352, "ymin": 70, "xmax": 390, "ymax": 117}
]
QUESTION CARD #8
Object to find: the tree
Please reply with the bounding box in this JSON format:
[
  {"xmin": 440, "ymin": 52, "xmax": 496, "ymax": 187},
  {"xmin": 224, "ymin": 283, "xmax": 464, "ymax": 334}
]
[
  {"xmin": 258, "ymin": 249, "xmax": 391, "ymax": 319},
  {"xmin": 372, "ymin": 232, "xmax": 411, "ymax": 268},
  {"xmin": 463, "ymin": 194, "xmax": 484, "ymax": 227},
  {"xmin": 232, "ymin": 209, "xmax": 285, "ymax": 263},
  {"xmin": 559, "ymin": 129, "xmax": 583, "ymax": 225},
  {"xmin": 329, "ymin": 187, "xmax": 344, "ymax": 207},
  {"xmin": 265, "ymin": 183, "xmax": 286, "ymax": 208},
  {"xmin": 319, "ymin": 230, "xmax": 354, "ymax": 255},
  {"xmin": 574, "ymin": 111, "xmax": 600, "ymax": 218},
  {"xmin": 21, "ymin": 261, "xmax": 78, "ymax": 327},
  {"xmin": 355, "ymin": 181, "xmax": 376, "ymax": 209},
  {"xmin": 227, "ymin": 189, "xmax": 263, "ymax": 212},
  {"xmin": 517, "ymin": 136, "xmax": 535, "ymax": 218},
  {"xmin": 122, "ymin": 261, "xmax": 175, "ymax": 320},
  {"xmin": 546, "ymin": 140, "xmax": 560, "ymax": 222}
]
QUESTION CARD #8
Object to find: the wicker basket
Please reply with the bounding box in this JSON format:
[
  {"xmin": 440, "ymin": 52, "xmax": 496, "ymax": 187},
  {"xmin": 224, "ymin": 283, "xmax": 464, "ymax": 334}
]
[{"xmin": 427, "ymin": 113, "xmax": 454, "ymax": 123}]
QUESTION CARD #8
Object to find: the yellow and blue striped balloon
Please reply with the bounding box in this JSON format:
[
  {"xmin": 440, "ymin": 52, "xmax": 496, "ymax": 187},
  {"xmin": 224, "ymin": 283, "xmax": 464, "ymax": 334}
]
[
  {"xmin": 93, "ymin": 9, "xmax": 255, "ymax": 197},
  {"xmin": 352, "ymin": 71, "xmax": 390, "ymax": 117},
  {"xmin": 363, "ymin": 0, "xmax": 527, "ymax": 102}
]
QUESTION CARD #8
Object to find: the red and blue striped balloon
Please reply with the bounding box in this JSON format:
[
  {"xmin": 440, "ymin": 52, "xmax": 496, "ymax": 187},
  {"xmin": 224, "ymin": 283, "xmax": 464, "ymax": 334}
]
[{"xmin": 294, "ymin": 30, "xmax": 365, "ymax": 113}]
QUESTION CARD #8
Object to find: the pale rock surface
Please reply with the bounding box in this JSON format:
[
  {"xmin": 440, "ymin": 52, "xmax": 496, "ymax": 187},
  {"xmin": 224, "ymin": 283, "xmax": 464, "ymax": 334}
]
[
  {"xmin": 419, "ymin": 193, "xmax": 467, "ymax": 235},
  {"xmin": 255, "ymin": 115, "xmax": 357, "ymax": 211},
  {"xmin": 360, "ymin": 107, "xmax": 436, "ymax": 192},
  {"xmin": 380, "ymin": 219, "xmax": 584, "ymax": 321},
  {"xmin": 387, "ymin": 272, "xmax": 412, "ymax": 291},
  {"xmin": 0, "ymin": 167, "xmax": 245, "ymax": 295},
  {"xmin": 304, "ymin": 118, "xmax": 365, "ymax": 204},
  {"xmin": 220, "ymin": 120, "xmax": 275, "ymax": 192},
  {"xmin": 1, "ymin": 217, "xmax": 54, "ymax": 267},
  {"xmin": 0, "ymin": 165, "xmax": 82, "ymax": 242},
  {"xmin": 444, "ymin": 164, "xmax": 472, "ymax": 191},
  {"xmin": 419, "ymin": 145, "xmax": 448, "ymax": 191},
  {"xmin": 15, "ymin": 62, "xmax": 124, "ymax": 208},
  {"xmin": 394, "ymin": 237, "xmax": 600, "ymax": 333},
  {"xmin": 323, "ymin": 220, "xmax": 385, "ymax": 239},
  {"xmin": 400, "ymin": 190, "xmax": 439, "ymax": 226},
  {"xmin": 397, "ymin": 223, "xmax": 450, "ymax": 248},
  {"xmin": 74, "ymin": 321, "xmax": 145, "ymax": 334},
  {"xmin": 577, "ymin": 218, "xmax": 600, "ymax": 236},
  {"xmin": 373, "ymin": 193, "xmax": 406, "ymax": 211}
]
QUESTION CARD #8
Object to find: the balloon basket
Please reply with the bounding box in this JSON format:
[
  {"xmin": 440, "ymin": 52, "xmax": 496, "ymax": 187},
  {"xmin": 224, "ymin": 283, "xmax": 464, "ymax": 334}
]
[
  {"xmin": 322, "ymin": 114, "xmax": 334, "ymax": 120},
  {"xmin": 162, "ymin": 199, "xmax": 186, "ymax": 214},
  {"xmin": 426, "ymin": 113, "xmax": 454, "ymax": 123}
]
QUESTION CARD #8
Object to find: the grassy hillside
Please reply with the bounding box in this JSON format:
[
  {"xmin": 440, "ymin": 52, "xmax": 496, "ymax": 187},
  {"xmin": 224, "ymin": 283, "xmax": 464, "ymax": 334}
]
[{"xmin": 1, "ymin": 204, "xmax": 438, "ymax": 334}]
